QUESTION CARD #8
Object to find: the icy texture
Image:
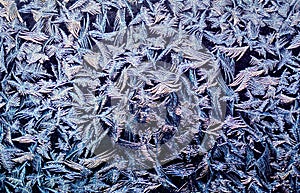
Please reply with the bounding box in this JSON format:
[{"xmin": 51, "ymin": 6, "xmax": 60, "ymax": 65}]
[{"xmin": 0, "ymin": 0, "xmax": 299, "ymax": 192}]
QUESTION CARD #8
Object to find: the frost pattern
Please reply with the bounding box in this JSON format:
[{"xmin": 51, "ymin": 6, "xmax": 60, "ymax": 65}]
[{"xmin": 0, "ymin": 0, "xmax": 299, "ymax": 193}]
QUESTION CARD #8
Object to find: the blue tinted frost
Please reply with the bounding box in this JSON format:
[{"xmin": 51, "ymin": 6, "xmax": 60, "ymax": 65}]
[{"xmin": 0, "ymin": 0, "xmax": 299, "ymax": 192}]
